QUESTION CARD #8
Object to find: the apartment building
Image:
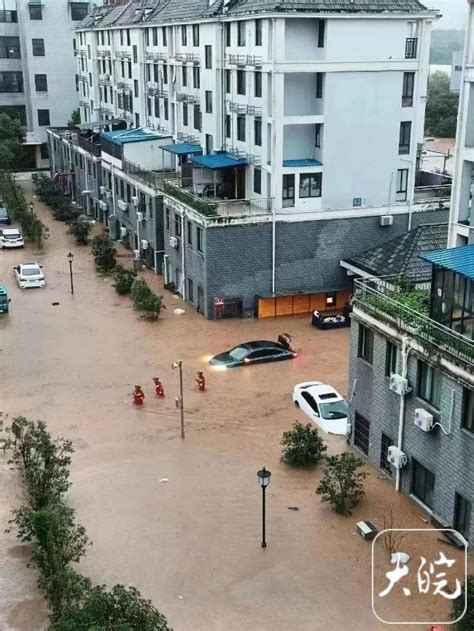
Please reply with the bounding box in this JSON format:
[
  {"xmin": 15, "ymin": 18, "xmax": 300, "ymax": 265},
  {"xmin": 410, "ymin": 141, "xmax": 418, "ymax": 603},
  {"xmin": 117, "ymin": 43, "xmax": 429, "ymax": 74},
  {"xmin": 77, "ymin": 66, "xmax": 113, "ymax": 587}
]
[
  {"xmin": 0, "ymin": 0, "xmax": 92, "ymax": 167},
  {"xmin": 50, "ymin": 0, "xmax": 451, "ymax": 319},
  {"xmin": 449, "ymin": 0, "xmax": 474, "ymax": 247}
]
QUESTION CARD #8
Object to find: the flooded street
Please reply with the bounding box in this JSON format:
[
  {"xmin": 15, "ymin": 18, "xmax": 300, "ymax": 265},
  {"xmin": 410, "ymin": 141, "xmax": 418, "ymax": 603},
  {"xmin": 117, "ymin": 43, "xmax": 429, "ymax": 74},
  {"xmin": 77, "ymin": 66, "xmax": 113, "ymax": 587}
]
[{"xmin": 0, "ymin": 180, "xmax": 459, "ymax": 630}]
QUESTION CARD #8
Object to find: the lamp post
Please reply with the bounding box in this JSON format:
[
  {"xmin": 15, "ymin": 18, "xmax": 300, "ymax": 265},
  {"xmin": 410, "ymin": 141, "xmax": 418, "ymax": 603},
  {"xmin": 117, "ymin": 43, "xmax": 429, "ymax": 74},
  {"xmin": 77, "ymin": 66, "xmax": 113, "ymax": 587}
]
[
  {"xmin": 257, "ymin": 467, "xmax": 271, "ymax": 548},
  {"xmin": 171, "ymin": 360, "xmax": 184, "ymax": 439},
  {"xmin": 30, "ymin": 201, "xmax": 34, "ymax": 214},
  {"xmin": 67, "ymin": 252, "xmax": 74, "ymax": 295}
]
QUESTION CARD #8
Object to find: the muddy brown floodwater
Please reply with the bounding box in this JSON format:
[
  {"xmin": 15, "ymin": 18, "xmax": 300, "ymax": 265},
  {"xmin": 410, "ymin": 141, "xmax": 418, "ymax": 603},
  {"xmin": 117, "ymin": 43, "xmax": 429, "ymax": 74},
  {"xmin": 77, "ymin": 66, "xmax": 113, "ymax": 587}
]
[{"xmin": 0, "ymin": 180, "xmax": 469, "ymax": 631}]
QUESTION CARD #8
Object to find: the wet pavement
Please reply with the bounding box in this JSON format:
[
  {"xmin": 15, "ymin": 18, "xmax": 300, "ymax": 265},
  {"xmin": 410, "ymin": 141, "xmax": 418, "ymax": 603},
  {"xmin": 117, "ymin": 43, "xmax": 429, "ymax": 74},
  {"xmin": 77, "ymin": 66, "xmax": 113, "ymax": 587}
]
[{"xmin": 0, "ymin": 181, "xmax": 463, "ymax": 630}]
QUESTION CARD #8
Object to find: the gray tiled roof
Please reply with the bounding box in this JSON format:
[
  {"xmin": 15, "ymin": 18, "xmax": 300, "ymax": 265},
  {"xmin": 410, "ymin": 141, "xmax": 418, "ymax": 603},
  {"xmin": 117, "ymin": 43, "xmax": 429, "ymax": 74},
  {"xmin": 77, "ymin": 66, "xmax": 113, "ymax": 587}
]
[
  {"xmin": 78, "ymin": 0, "xmax": 431, "ymax": 29},
  {"xmin": 343, "ymin": 223, "xmax": 449, "ymax": 279}
]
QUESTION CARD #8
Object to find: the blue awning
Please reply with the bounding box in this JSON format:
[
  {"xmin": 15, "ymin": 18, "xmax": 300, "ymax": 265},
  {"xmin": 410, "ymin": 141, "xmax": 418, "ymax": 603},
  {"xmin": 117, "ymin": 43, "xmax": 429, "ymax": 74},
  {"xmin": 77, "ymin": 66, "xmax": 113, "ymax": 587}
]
[
  {"xmin": 283, "ymin": 159, "xmax": 323, "ymax": 168},
  {"xmin": 191, "ymin": 152, "xmax": 248, "ymax": 170},
  {"xmin": 420, "ymin": 244, "xmax": 474, "ymax": 280},
  {"xmin": 161, "ymin": 143, "xmax": 203, "ymax": 156}
]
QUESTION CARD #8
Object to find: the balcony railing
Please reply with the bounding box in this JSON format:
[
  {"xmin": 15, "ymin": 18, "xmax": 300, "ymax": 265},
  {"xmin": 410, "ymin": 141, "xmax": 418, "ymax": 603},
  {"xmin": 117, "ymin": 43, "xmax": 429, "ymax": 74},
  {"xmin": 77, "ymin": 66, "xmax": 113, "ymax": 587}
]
[
  {"xmin": 353, "ymin": 277, "xmax": 474, "ymax": 367},
  {"xmin": 122, "ymin": 158, "xmax": 174, "ymax": 189},
  {"xmin": 413, "ymin": 184, "xmax": 452, "ymax": 203},
  {"xmin": 77, "ymin": 135, "xmax": 101, "ymax": 157}
]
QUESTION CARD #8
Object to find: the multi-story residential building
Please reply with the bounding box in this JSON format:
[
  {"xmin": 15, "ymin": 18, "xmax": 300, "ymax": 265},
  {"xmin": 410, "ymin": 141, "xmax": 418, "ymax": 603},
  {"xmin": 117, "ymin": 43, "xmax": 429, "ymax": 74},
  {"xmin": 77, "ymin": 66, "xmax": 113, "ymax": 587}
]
[
  {"xmin": 349, "ymin": 246, "xmax": 473, "ymax": 543},
  {"xmin": 50, "ymin": 0, "xmax": 451, "ymax": 319},
  {"xmin": 449, "ymin": 0, "xmax": 474, "ymax": 247},
  {"xmin": 0, "ymin": 0, "xmax": 92, "ymax": 167}
]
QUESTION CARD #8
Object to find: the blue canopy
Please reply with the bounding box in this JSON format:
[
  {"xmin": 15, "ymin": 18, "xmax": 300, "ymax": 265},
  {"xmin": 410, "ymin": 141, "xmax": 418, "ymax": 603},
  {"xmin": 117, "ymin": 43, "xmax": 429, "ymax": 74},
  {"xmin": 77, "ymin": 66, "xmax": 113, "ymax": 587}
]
[
  {"xmin": 283, "ymin": 159, "xmax": 323, "ymax": 168},
  {"xmin": 191, "ymin": 152, "xmax": 248, "ymax": 170},
  {"xmin": 421, "ymin": 244, "xmax": 474, "ymax": 280},
  {"xmin": 161, "ymin": 143, "xmax": 203, "ymax": 156}
]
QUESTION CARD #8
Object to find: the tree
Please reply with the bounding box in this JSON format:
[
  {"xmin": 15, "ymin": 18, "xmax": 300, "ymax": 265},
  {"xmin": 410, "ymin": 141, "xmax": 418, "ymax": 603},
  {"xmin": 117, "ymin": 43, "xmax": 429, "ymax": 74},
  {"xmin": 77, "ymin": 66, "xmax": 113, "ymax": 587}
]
[
  {"xmin": 68, "ymin": 109, "xmax": 81, "ymax": 127},
  {"xmin": 0, "ymin": 112, "xmax": 25, "ymax": 171},
  {"xmin": 131, "ymin": 279, "xmax": 164, "ymax": 320},
  {"xmin": 69, "ymin": 215, "xmax": 91, "ymax": 245},
  {"xmin": 315, "ymin": 452, "xmax": 367, "ymax": 516},
  {"xmin": 92, "ymin": 234, "xmax": 117, "ymax": 273},
  {"xmin": 51, "ymin": 584, "xmax": 172, "ymax": 631},
  {"xmin": 280, "ymin": 421, "xmax": 327, "ymax": 467},
  {"xmin": 425, "ymin": 71, "xmax": 459, "ymax": 138},
  {"xmin": 452, "ymin": 575, "xmax": 473, "ymax": 631},
  {"xmin": 113, "ymin": 265, "xmax": 136, "ymax": 295}
]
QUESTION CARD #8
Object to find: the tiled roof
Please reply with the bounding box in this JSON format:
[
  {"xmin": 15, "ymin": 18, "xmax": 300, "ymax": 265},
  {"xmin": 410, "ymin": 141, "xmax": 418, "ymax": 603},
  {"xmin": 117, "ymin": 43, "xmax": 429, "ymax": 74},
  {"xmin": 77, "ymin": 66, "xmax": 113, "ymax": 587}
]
[
  {"xmin": 421, "ymin": 244, "xmax": 474, "ymax": 280},
  {"xmin": 343, "ymin": 223, "xmax": 448, "ymax": 279},
  {"xmin": 78, "ymin": 0, "xmax": 432, "ymax": 29}
]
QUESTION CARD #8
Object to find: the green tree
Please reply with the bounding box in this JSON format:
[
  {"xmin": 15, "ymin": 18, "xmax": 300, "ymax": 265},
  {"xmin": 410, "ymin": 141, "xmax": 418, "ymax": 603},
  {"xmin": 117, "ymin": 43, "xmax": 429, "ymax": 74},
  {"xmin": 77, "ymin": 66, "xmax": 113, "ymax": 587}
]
[
  {"xmin": 0, "ymin": 112, "xmax": 25, "ymax": 171},
  {"xmin": 113, "ymin": 265, "xmax": 136, "ymax": 295},
  {"xmin": 425, "ymin": 71, "xmax": 459, "ymax": 138},
  {"xmin": 68, "ymin": 109, "xmax": 81, "ymax": 127},
  {"xmin": 92, "ymin": 234, "xmax": 117, "ymax": 272},
  {"xmin": 131, "ymin": 279, "xmax": 164, "ymax": 320},
  {"xmin": 452, "ymin": 575, "xmax": 473, "ymax": 630},
  {"xmin": 280, "ymin": 421, "xmax": 327, "ymax": 467},
  {"xmin": 69, "ymin": 215, "xmax": 91, "ymax": 245},
  {"xmin": 315, "ymin": 452, "xmax": 367, "ymax": 516},
  {"xmin": 51, "ymin": 584, "xmax": 172, "ymax": 631}
]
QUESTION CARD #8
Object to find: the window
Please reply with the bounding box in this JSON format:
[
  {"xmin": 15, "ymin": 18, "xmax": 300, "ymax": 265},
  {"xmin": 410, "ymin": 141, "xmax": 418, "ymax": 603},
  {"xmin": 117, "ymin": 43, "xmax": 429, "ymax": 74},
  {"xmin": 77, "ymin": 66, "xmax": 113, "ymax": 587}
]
[
  {"xmin": 205, "ymin": 45, "xmax": 212, "ymax": 69},
  {"xmin": 150, "ymin": 27, "xmax": 157, "ymax": 46},
  {"xmin": 225, "ymin": 69, "xmax": 231, "ymax": 93},
  {"xmin": 32, "ymin": 38, "xmax": 45, "ymax": 56},
  {"xmin": 134, "ymin": 79, "xmax": 138, "ymax": 98},
  {"xmin": 299, "ymin": 173, "xmax": 322, "ymax": 198},
  {"xmin": 461, "ymin": 388, "xmax": 474, "ymax": 433},
  {"xmin": 225, "ymin": 114, "xmax": 231, "ymax": 138},
  {"xmin": 380, "ymin": 434, "xmax": 393, "ymax": 474},
  {"xmin": 166, "ymin": 208, "xmax": 170, "ymax": 230},
  {"xmin": 0, "ymin": 36, "xmax": 20, "ymax": 58},
  {"xmin": 174, "ymin": 213, "xmax": 181, "ymax": 237},
  {"xmin": 399, "ymin": 121, "xmax": 411, "ymax": 155},
  {"xmin": 193, "ymin": 105, "xmax": 202, "ymax": 131},
  {"xmin": 254, "ymin": 168, "xmax": 262, "ymax": 194},
  {"xmin": 164, "ymin": 98, "xmax": 169, "ymax": 120},
  {"xmin": 237, "ymin": 70, "xmax": 246, "ymax": 95},
  {"xmin": 237, "ymin": 115, "xmax": 245, "ymax": 142},
  {"xmin": 354, "ymin": 412, "xmax": 370, "ymax": 455},
  {"xmin": 358, "ymin": 324, "xmax": 374, "ymax": 363},
  {"xmin": 35, "ymin": 74, "xmax": 47, "ymax": 92},
  {"xmin": 454, "ymin": 493, "xmax": 471, "ymax": 540},
  {"xmin": 187, "ymin": 220, "xmax": 193, "ymax": 246},
  {"xmin": 417, "ymin": 361, "xmax": 441, "ymax": 408},
  {"xmin": 162, "ymin": 27, "xmax": 167, "ymax": 47},
  {"xmin": 385, "ymin": 341, "xmax": 400, "ymax": 376},
  {"xmin": 193, "ymin": 25, "xmax": 200, "ymax": 47},
  {"xmin": 405, "ymin": 37, "xmax": 418, "ymax": 59},
  {"xmin": 37, "ymin": 109, "xmax": 50, "ymax": 126},
  {"xmin": 255, "ymin": 71, "xmax": 262, "ymax": 97},
  {"xmin": 187, "ymin": 278, "xmax": 194, "ymax": 303},
  {"xmin": 412, "ymin": 459, "xmax": 435, "ymax": 509},
  {"xmin": 133, "ymin": 44, "xmax": 137, "ymax": 63},
  {"xmin": 193, "ymin": 66, "xmax": 200, "ymax": 89},
  {"xmin": 163, "ymin": 64, "xmax": 168, "ymax": 84},
  {"xmin": 126, "ymin": 29, "xmax": 130, "ymax": 46},
  {"xmin": 153, "ymin": 64, "xmax": 159, "ymax": 83},
  {"xmin": 205, "ymin": 90, "xmax": 212, "ymax": 113},
  {"xmin": 255, "ymin": 19, "xmax": 262, "ymax": 46},
  {"xmin": 396, "ymin": 168, "xmax": 409, "ymax": 201},
  {"xmin": 29, "ymin": 5, "xmax": 42, "ymax": 20},
  {"xmin": 315, "ymin": 123, "xmax": 322, "ymax": 148},
  {"xmin": 402, "ymin": 72, "xmax": 415, "ymax": 107},
  {"xmin": 282, "ymin": 174, "xmax": 295, "ymax": 207},
  {"xmin": 238, "ymin": 21, "xmax": 246, "ymax": 46},
  {"xmin": 40, "ymin": 143, "xmax": 49, "ymax": 160},
  {"xmin": 181, "ymin": 25, "xmax": 187, "ymax": 46},
  {"xmin": 0, "ymin": 10, "xmax": 18, "ymax": 22},
  {"xmin": 183, "ymin": 103, "xmax": 188, "ymax": 126},
  {"xmin": 318, "ymin": 20, "xmax": 325, "ymax": 48},
  {"xmin": 196, "ymin": 226, "xmax": 203, "ymax": 252},
  {"xmin": 316, "ymin": 73, "xmax": 324, "ymax": 98},
  {"xmin": 71, "ymin": 3, "xmax": 88, "ymax": 21},
  {"xmin": 225, "ymin": 23, "xmax": 231, "ymax": 47},
  {"xmin": 0, "ymin": 72, "xmax": 23, "ymax": 93},
  {"xmin": 182, "ymin": 65, "xmax": 187, "ymax": 87},
  {"xmin": 254, "ymin": 119, "xmax": 262, "ymax": 146},
  {"xmin": 205, "ymin": 134, "xmax": 213, "ymax": 154}
]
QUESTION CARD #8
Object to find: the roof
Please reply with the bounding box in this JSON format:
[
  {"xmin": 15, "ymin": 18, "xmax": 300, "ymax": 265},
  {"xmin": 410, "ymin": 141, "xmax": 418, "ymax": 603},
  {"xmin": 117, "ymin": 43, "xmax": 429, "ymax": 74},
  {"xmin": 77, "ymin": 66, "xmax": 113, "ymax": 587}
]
[
  {"xmin": 0, "ymin": 285, "xmax": 7, "ymax": 294},
  {"xmin": 161, "ymin": 143, "xmax": 203, "ymax": 156},
  {"xmin": 342, "ymin": 223, "xmax": 448, "ymax": 279},
  {"xmin": 100, "ymin": 128, "xmax": 170, "ymax": 145},
  {"xmin": 283, "ymin": 159, "xmax": 323, "ymax": 168},
  {"xmin": 191, "ymin": 152, "xmax": 248, "ymax": 169},
  {"xmin": 421, "ymin": 244, "xmax": 474, "ymax": 280},
  {"xmin": 78, "ymin": 0, "xmax": 433, "ymax": 29},
  {"xmin": 1, "ymin": 228, "xmax": 20, "ymax": 235}
]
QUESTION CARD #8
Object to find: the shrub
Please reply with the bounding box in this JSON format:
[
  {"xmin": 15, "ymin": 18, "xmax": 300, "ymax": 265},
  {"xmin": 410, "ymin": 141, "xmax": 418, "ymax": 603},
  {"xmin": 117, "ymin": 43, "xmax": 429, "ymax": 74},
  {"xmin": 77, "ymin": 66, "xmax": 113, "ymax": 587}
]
[
  {"xmin": 0, "ymin": 173, "xmax": 49, "ymax": 247},
  {"xmin": 131, "ymin": 278, "xmax": 164, "ymax": 320},
  {"xmin": 91, "ymin": 234, "xmax": 116, "ymax": 273},
  {"xmin": 280, "ymin": 421, "xmax": 327, "ymax": 467},
  {"xmin": 113, "ymin": 265, "xmax": 136, "ymax": 295},
  {"xmin": 315, "ymin": 452, "xmax": 367, "ymax": 516},
  {"xmin": 69, "ymin": 215, "xmax": 91, "ymax": 245}
]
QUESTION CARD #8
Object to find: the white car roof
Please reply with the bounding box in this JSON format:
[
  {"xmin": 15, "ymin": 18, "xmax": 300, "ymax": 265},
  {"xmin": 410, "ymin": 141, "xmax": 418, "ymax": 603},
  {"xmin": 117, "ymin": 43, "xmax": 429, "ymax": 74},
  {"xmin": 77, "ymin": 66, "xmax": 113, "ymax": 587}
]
[
  {"xmin": 295, "ymin": 382, "xmax": 343, "ymax": 402},
  {"xmin": 20, "ymin": 263, "xmax": 41, "ymax": 269},
  {"xmin": 2, "ymin": 228, "xmax": 20, "ymax": 235}
]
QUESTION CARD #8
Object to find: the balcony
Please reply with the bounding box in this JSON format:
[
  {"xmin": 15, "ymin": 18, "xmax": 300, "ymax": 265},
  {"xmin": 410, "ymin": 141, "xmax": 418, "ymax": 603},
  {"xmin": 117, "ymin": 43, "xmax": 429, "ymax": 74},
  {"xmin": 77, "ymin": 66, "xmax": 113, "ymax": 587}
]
[
  {"xmin": 122, "ymin": 157, "xmax": 175, "ymax": 190},
  {"xmin": 77, "ymin": 135, "xmax": 101, "ymax": 157},
  {"xmin": 413, "ymin": 184, "xmax": 452, "ymax": 204},
  {"xmin": 353, "ymin": 276, "xmax": 474, "ymax": 368}
]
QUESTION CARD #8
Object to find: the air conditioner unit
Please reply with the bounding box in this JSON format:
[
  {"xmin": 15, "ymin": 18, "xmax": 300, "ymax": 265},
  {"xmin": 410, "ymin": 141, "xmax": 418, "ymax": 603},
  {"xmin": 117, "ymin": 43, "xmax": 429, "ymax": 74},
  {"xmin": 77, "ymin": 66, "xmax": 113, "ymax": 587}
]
[
  {"xmin": 141, "ymin": 239, "xmax": 149, "ymax": 250},
  {"xmin": 169, "ymin": 236, "xmax": 179, "ymax": 248},
  {"xmin": 117, "ymin": 200, "xmax": 128, "ymax": 211},
  {"xmin": 389, "ymin": 374, "xmax": 409, "ymax": 396},
  {"xmin": 99, "ymin": 186, "xmax": 106, "ymax": 195},
  {"xmin": 105, "ymin": 191, "xmax": 112, "ymax": 199},
  {"xmin": 387, "ymin": 446, "xmax": 407, "ymax": 469},
  {"xmin": 136, "ymin": 211, "xmax": 144, "ymax": 222},
  {"xmin": 414, "ymin": 408, "xmax": 434, "ymax": 432},
  {"xmin": 131, "ymin": 196, "xmax": 139, "ymax": 206},
  {"xmin": 99, "ymin": 200, "xmax": 108, "ymax": 210},
  {"xmin": 380, "ymin": 215, "xmax": 394, "ymax": 227},
  {"xmin": 120, "ymin": 226, "xmax": 127, "ymax": 238},
  {"xmin": 81, "ymin": 190, "xmax": 91, "ymax": 195}
]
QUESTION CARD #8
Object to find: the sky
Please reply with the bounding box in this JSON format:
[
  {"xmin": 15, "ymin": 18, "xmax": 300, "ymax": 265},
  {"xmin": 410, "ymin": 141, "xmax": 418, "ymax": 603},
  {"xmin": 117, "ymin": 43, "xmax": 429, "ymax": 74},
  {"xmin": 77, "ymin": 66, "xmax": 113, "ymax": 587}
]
[{"xmin": 433, "ymin": 0, "xmax": 470, "ymax": 29}]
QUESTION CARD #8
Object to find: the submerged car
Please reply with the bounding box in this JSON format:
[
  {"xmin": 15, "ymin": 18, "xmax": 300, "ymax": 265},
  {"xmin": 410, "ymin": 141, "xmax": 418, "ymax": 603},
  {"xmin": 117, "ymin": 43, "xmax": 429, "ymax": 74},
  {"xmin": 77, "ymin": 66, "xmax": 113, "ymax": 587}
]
[
  {"xmin": 209, "ymin": 338, "xmax": 297, "ymax": 368},
  {"xmin": 0, "ymin": 228, "xmax": 24, "ymax": 249},
  {"xmin": 292, "ymin": 381, "xmax": 349, "ymax": 435},
  {"xmin": 0, "ymin": 207, "xmax": 11, "ymax": 225},
  {"xmin": 14, "ymin": 263, "xmax": 45, "ymax": 289},
  {"xmin": 0, "ymin": 284, "xmax": 10, "ymax": 314}
]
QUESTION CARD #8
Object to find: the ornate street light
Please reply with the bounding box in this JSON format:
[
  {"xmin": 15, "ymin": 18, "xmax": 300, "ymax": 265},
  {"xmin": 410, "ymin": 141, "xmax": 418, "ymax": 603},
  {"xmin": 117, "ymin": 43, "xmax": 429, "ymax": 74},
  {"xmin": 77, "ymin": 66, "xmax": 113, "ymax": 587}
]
[
  {"xmin": 67, "ymin": 252, "xmax": 74, "ymax": 295},
  {"xmin": 257, "ymin": 467, "xmax": 271, "ymax": 548}
]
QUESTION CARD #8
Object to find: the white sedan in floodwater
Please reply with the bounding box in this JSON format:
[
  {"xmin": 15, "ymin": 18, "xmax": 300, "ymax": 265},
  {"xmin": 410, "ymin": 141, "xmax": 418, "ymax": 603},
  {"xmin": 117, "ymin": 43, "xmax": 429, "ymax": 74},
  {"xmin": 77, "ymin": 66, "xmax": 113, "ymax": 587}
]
[{"xmin": 292, "ymin": 381, "xmax": 349, "ymax": 435}]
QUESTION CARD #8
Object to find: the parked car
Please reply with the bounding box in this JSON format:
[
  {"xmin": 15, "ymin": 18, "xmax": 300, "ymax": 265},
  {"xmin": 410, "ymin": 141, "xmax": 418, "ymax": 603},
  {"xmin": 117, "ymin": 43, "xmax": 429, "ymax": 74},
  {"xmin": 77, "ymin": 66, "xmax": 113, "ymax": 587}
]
[
  {"xmin": 292, "ymin": 381, "xmax": 349, "ymax": 435},
  {"xmin": 209, "ymin": 337, "xmax": 297, "ymax": 368},
  {"xmin": 13, "ymin": 263, "xmax": 45, "ymax": 289},
  {"xmin": 0, "ymin": 207, "xmax": 11, "ymax": 225},
  {"xmin": 0, "ymin": 228, "xmax": 24, "ymax": 249},
  {"xmin": 0, "ymin": 284, "xmax": 11, "ymax": 314}
]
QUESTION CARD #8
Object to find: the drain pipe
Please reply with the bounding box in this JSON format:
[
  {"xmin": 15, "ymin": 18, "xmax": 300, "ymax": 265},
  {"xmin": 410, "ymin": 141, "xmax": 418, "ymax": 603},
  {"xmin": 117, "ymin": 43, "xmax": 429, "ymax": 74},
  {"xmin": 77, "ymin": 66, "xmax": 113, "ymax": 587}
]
[
  {"xmin": 272, "ymin": 208, "xmax": 276, "ymax": 295},
  {"xmin": 396, "ymin": 336, "xmax": 411, "ymax": 492},
  {"xmin": 180, "ymin": 211, "xmax": 186, "ymax": 300}
]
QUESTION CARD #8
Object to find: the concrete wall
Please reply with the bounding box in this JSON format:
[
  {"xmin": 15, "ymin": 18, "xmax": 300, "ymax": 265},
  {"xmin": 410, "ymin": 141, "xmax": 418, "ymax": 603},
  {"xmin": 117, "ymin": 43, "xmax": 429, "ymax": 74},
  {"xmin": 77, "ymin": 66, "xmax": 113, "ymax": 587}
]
[
  {"xmin": 284, "ymin": 18, "xmax": 324, "ymax": 62},
  {"xmin": 122, "ymin": 137, "xmax": 174, "ymax": 170}
]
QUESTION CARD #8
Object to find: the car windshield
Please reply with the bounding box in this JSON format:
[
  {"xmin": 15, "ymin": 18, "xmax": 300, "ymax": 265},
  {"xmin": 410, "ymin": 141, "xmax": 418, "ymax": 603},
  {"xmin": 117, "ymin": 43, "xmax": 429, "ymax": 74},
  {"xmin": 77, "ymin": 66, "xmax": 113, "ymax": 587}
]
[
  {"xmin": 0, "ymin": 209, "xmax": 7, "ymax": 217},
  {"xmin": 229, "ymin": 346, "xmax": 250, "ymax": 361},
  {"xmin": 0, "ymin": 295, "xmax": 7, "ymax": 304},
  {"xmin": 22, "ymin": 268, "xmax": 40, "ymax": 276},
  {"xmin": 5, "ymin": 232, "xmax": 20, "ymax": 240},
  {"xmin": 319, "ymin": 400, "xmax": 348, "ymax": 420}
]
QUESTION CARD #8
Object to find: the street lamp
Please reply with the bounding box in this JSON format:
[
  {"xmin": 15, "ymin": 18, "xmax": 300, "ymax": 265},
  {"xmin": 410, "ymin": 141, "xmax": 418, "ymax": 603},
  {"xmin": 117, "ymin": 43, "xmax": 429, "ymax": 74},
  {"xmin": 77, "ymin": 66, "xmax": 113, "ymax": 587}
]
[
  {"xmin": 171, "ymin": 360, "xmax": 185, "ymax": 439},
  {"xmin": 257, "ymin": 467, "xmax": 271, "ymax": 548},
  {"xmin": 30, "ymin": 201, "xmax": 34, "ymax": 214},
  {"xmin": 67, "ymin": 252, "xmax": 74, "ymax": 295}
]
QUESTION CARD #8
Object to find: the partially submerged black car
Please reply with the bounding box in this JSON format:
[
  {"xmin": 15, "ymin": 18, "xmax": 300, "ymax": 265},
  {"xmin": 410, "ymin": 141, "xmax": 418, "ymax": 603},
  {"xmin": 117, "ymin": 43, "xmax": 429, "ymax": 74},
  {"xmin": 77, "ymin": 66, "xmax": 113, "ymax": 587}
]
[
  {"xmin": 0, "ymin": 207, "xmax": 11, "ymax": 226},
  {"xmin": 209, "ymin": 336, "xmax": 297, "ymax": 368}
]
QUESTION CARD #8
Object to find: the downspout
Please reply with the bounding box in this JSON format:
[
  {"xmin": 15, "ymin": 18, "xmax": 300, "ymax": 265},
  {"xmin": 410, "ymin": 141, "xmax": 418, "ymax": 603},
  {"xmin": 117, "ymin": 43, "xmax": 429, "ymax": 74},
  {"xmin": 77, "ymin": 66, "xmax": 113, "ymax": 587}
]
[
  {"xmin": 181, "ymin": 211, "xmax": 186, "ymax": 300},
  {"xmin": 395, "ymin": 336, "xmax": 411, "ymax": 492},
  {"xmin": 271, "ymin": 17, "xmax": 277, "ymax": 296}
]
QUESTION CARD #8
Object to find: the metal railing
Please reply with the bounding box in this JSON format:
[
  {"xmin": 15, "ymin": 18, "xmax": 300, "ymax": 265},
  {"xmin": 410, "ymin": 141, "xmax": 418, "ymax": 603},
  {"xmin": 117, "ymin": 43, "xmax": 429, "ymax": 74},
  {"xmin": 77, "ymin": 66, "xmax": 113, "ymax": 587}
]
[
  {"xmin": 413, "ymin": 184, "xmax": 452, "ymax": 203},
  {"xmin": 122, "ymin": 158, "xmax": 174, "ymax": 189},
  {"xmin": 77, "ymin": 135, "xmax": 101, "ymax": 157},
  {"xmin": 354, "ymin": 277, "xmax": 474, "ymax": 367}
]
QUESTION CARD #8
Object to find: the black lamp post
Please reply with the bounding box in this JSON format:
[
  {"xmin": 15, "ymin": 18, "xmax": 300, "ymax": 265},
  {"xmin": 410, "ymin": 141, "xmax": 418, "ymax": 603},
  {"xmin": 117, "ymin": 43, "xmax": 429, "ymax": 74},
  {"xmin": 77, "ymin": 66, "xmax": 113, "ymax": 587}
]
[
  {"xmin": 30, "ymin": 201, "xmax": 34, "ymax": 214},
  {"xmin": 67, "ymin": 252, "xmax": 74, "ymax": 295},
  {"xmin": 257, "ymin": 467, "xmax": 271, "ymax": 548},
  {"xmin": 171, "ymin": 360, "xmax": 184, "ymax": 439}
]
